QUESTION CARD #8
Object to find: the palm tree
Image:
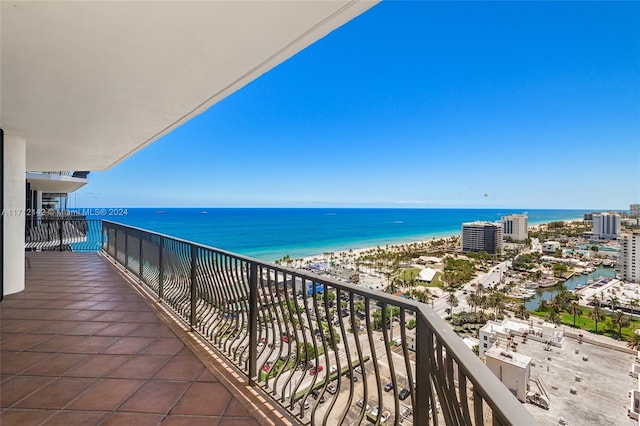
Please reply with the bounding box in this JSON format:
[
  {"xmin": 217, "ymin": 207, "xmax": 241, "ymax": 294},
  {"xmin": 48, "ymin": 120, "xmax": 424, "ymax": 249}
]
[
  {"xmin": 568, "ymin": 301, "xmax": 582, "ymax": 327},
  {"xmin": 550, "ymin": 296, "xmax": 564, "ymax": 314},
  {"xmin": 488, "ymin": 292, "xmax": 506, "ymax": 315},
  {"xmin": 589, "ymin": 305, "xmax": 604, "ymax": 334},
  {"xmin": 546, "ymin": 310, "xmax": 561, "ymax": 326},
  {"xmin": 514, "ymin": 302, "xmax": 529, "ymax": 320},
  {"xmin": 629, "ymin": 299, "xmax": 639, "ymax": 320},
  {"xmin": 613, "ymin": 311, "xmax": 630, "ymax": 338},
  {"xmin": 628, "ymin": 331, "xmax": 640, "ymax": 351},
  {"xmin": 608, "ymin": 295, "xmax": 620, "ymax": 311},
  {"xmin": 417, "ymin": 289, "xmax": 431, "ymax": 304},
  {"xmin": 447, "ymin": 291, "xmax": 459, "ymax": 315},
  {"xmin": 466, "ymin": 294, "xmax": 478, "ymax": 313}
]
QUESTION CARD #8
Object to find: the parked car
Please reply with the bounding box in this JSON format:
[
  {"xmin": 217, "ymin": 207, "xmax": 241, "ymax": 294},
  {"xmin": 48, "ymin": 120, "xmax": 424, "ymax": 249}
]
[
  {"xmin": 398, "ymin": 388, "xmax": 410, "ymax": 400},
  {"xmin": 381, "ymin": 410, "xmax": 391, "ymax": 423},
  {"xmin": 371, "ymin": 406, "xmax": 380, "ymax": 417},
  {"xmin": 355, "ymin": 366, "xmax": 363, "ymax": 374},
  {"xmin": 327, "ymin": 384, "xmax": 337, "ymax": 394},
  {"xmin": 356, "ymin": 399, "xmax": 371, "ymax": 411},
  {"xmin": 311, "ymin": 389, "xmax": 325, "ymax": 403},
  {"xmin": 310, "ymin": 365, "xmax": 323, "ymax": 375},
  {"xmin": 384, "ymin": 383, "xmax": 393, "ymax": 392}
]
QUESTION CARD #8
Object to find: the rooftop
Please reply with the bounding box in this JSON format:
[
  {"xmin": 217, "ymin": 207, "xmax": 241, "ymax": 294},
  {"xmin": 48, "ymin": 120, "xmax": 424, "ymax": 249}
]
[
  {"xmin": 485, "ymin": 346, "xmax": 532, "ymax": 369},
  {"xmin": 517, "ymin": 331, "xmax": 635, "ymax": 426}
]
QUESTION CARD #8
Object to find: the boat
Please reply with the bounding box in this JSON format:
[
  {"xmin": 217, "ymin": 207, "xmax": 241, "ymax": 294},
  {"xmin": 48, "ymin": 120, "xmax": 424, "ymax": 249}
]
[
  {"xmin": 156, "ymin": 211, "xmax": 167, "ymax": 215},
  {"xmin": 201, "ymin": 211, "xmax": 208, "ymax": 214},
  {"xmin": 538, "ymin": 279, "xmax": 558, "ymax": 288},
  {"xmin": 574, "ymin": 284, "xmax": 586, "ymax": 291}
]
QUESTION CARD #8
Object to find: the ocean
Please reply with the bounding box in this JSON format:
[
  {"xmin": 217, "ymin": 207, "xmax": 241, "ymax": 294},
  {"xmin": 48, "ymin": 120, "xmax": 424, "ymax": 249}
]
[{"xmin": 78, "ymin": 208, "xmax": 587, "ymax": 261}]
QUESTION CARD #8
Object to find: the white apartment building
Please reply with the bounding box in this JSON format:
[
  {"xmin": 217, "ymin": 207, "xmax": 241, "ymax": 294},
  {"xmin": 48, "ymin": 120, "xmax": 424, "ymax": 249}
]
[
  {"xmin": 479, "ymin": 318, "xmax": 564, "ymax": 359},
  {"xmin": 631, "ymin": 204, "xmax": 640, "ymax": 218},
  {"xmin": 592, "ymin": 212, "xmax": 621, "ymax": 240},
  {"xmin": 501, "ymin": 213, "xmax": 528, "ymax": 241},
  {"xmin": 461, "ymin": 221, "xmax": 503, "ymax": 254},
  {"xmin": 541, "ymin": 241, "xmax": 561, "ymax": 253},
  {"xmin": 618, "ymin": 232, "xmax": 640, "ymax": 283}
]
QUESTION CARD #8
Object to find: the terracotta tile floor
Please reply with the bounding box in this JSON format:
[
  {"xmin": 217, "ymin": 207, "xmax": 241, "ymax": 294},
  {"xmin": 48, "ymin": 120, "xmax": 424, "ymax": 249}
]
[{"xmin": 1, "ymin": 252, "xmax": 291, "ymax": 425}]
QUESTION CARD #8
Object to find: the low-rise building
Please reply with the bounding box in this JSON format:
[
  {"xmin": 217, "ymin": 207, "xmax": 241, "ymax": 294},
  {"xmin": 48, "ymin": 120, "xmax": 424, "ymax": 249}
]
[
  {"xmin": 417, "ymin": 267, "xmax": 436, "ymax": 283},
  {"xmin": 540, "ymin": 255, "xmax": 589, "ymax": 268},
  {"xmin": 541, "ymin": 241, "xmax": 561, "ymax": 253},
  {"xmin": 485, "ymin": 345, "xmax": 532, "ymax": 402},
  {"xmin": 479, "ymin": 318, "xmax": 564, "ymax": 359}
]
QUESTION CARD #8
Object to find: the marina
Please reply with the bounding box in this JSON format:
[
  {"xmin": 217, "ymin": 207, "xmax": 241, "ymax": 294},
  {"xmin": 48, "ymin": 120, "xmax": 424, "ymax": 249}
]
[{"xmin": 525, "ymin": 265, "xmax": 616, "ymax": 310}]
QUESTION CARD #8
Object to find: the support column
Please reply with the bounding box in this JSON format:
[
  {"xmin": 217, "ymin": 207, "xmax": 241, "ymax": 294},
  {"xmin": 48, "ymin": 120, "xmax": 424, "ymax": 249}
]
[
  {"xmin": 3, "ymin": 134, "xmax": 26, "ymax": 297},
  {"xmin": 36, "ymin": 190, "xmax": 42, "ymax": 212}
]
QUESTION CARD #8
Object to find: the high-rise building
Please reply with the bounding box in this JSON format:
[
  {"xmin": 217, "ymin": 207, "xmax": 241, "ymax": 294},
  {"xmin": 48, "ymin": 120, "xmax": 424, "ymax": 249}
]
[
  {"xmin": 592, "ymin": 212, "xmax": 621, "ymax": 240},
  {"xmin": 461, "ymin": 221, "xmax": 503, "ymax": 254},
  {"xmin": 501, "ymin": 213, "xmax": 528, "ymax": 241},
  {"xmin": 631, "ymin": 204, "xmax": 640, "ymax": 218},
  {"xmin": 618, "ymin": 232, "xmax": 640, "ymax": 283}
]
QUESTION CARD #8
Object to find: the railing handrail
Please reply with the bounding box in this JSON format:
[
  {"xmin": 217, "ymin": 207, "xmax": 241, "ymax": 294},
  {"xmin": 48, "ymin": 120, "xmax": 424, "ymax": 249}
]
[{"xmin": 102, "ymin": 219, "xmax": 535, "ymax": 425}]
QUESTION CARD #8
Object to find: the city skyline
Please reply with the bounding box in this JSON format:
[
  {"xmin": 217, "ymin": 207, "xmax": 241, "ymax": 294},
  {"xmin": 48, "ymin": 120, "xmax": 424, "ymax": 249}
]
[{"xmin": 74, "ymin": 2, "xmax": 639, "ymax": 210}]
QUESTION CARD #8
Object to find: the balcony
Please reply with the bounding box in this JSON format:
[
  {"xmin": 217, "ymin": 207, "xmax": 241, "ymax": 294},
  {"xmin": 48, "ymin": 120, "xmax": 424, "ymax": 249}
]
[
  {"xmin": 2, "ymin": 219, "xmax": 535, "ymax": 425},
  {"xmin": 1, "ymin": 252, "xmax": 286, "ymax": 425}
]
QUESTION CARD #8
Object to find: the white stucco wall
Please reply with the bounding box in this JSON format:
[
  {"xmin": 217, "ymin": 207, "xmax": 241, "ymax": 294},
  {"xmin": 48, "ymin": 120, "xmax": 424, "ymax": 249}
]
[{"xmin": 3, "ymin": 134, "xmax": 26, "ymax": 295}]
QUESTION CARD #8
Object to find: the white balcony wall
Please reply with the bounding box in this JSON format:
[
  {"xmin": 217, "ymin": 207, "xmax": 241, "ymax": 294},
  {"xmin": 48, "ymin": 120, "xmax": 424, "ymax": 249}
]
[{"xmin": 3, "ymin": 134, "xmax": 26, "ymax": 295}]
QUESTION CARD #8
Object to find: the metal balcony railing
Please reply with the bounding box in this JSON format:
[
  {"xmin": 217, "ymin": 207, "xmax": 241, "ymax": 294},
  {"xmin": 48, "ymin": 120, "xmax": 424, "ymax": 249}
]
[
  {"xmin": 25, "ymin": 216, "xmax": 102, "ymax": 252},
  {"xmin": 102, "ymin": 220, "xmax": 535, "ymax": 426}
]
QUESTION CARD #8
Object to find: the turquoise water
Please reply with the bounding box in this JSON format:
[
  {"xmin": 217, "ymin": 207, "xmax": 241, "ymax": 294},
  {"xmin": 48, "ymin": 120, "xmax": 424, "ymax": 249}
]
[
  {"xmin": 78, "ymin": 208, "xmax": 587, "ymax": 261},
  {"xmin": 525, "ymin": 265, "xmax": 616, "ymax": 310}
]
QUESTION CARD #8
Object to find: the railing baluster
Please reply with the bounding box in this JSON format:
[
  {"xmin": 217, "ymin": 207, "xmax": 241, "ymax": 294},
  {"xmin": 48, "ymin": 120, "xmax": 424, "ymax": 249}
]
[
  {"xmin": 138, "ymin": 232, "xmax": 143, "ymax": 279},
  {"xmin": 415, "ymin": 312, "xmax": 430, "ymax": 425},
  {"xmin": 190, "ymin": 244, "xmax": 198, "ymax": 330},
  {"xmin": 58, "ymin": 218, "xmax": 63, "ymax": 251},
  {"xmin": 158, "ymin": 237, "xmax": 164, "ymax": 301},
  {"xmin": 248, "ymin": 262, "xmax": 258, "ymax": 381},
  {"xmin": 124, "ymin": 231, "xmax": 129, "ymax": 269},
  {"xmin": 474, "ymin": 386, "xmax": 484, "ymax": 425}
]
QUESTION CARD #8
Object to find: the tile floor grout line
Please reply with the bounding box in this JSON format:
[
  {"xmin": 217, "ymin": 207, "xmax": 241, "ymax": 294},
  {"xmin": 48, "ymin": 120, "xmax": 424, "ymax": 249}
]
[{"xmin": 98, "ymin": 251, "xmax": 294, "ymax": 426}]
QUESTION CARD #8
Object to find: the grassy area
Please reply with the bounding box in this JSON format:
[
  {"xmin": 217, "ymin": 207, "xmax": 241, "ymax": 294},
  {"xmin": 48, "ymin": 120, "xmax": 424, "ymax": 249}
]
[
  {"xmin": 418, "ymin": 271, "xmax": 443, "ymax": 288},
  {"xmin": 259, "ymin": 358, "xmax": 294, "ymax": 381},
  {"xmin": 396, "ymin": 268, "xmax": 420, "ymax": 281},
  {"xmin": 530, "ymin": 309, "xmax": 640, "ymax": 340}
]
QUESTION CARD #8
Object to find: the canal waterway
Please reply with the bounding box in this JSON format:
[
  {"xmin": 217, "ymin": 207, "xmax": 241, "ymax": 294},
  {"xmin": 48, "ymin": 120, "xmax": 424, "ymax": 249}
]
[{"xmin": 525, "ymin": 265, "xmax": 616, "ymax": 310}]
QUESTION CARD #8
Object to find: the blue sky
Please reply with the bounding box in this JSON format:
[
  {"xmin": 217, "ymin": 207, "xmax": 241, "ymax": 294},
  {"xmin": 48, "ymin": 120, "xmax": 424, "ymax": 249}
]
[{"xmin": 76, "ymin": 1, "xmax": 640, "ymax": 210}]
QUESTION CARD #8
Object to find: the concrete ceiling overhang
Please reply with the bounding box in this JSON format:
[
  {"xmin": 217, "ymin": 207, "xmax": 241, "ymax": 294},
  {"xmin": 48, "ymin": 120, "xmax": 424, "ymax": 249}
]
[
  {"xmin": 26, "ymin": 172, "xmax": 88, "ymax": 194},
  {"xmin": 1, "ymin": 1, "xmax": 377, "ymax": 171}
]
